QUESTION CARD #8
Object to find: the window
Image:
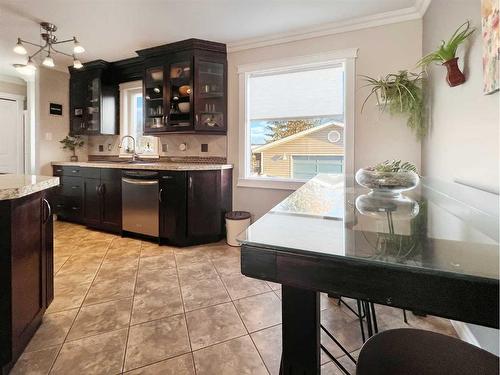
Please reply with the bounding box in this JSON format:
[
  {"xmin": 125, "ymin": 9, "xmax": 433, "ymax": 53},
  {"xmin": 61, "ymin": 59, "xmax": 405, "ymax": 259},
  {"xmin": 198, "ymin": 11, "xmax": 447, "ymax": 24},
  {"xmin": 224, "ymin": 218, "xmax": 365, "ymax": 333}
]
[
  {"xmin": 119, "ymin": 81, "xmax": 143, "ymax": 140},
  {"xmin": 238, "ymin": 49, "xmax": 356, "ymax": 189}
]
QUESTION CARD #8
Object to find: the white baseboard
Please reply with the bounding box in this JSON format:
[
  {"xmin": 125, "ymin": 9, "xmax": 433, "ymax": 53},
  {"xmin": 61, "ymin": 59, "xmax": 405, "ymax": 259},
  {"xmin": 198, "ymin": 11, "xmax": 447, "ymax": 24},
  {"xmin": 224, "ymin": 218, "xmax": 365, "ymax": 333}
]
[{"xmin": 451, "ymin": 320, "xmax": 481, "ymax": 348}]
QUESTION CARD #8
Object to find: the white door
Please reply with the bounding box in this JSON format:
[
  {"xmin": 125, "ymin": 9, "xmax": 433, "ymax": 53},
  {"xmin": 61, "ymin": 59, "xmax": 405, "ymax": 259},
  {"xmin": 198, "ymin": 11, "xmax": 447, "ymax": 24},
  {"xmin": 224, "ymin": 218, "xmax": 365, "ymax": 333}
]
[{"xmin": 0, "ymin": 98, "xmax": 23, "ymax": 174}]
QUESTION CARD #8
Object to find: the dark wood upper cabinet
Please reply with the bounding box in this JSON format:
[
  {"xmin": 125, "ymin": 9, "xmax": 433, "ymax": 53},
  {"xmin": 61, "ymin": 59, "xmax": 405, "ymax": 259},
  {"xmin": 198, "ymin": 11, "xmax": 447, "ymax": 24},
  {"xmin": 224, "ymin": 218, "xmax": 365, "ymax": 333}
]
[
  {"xmin": 69, "ymin": 60, "xmax": 118, "ymax": 136},
  {"xmin": 69, "ymin": 39, "xmax": 227, "ymax": 136},
  {"xmin": 139, "ymin": 43, "xmax": 227, "ymax": 135},
  {"xmin": 194, "ymin": 57, "xmax": 227, "ymax": 132}
]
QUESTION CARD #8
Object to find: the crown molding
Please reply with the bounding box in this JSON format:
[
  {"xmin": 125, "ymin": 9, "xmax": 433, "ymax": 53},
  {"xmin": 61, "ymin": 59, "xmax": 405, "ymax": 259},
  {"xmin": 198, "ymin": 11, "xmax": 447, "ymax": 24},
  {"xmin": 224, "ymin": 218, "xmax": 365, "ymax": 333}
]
[{"xmin": 227, "ymin": 1, "xmax": 431, "ymax": 53}]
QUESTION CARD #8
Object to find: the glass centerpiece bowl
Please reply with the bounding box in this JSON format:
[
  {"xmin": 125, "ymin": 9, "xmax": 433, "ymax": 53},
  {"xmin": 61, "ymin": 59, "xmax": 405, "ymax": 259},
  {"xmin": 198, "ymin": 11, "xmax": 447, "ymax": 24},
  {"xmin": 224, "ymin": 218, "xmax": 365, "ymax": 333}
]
[{"xmin": 355, "ymin": 167, "xmax": 419, "ymax": 196}]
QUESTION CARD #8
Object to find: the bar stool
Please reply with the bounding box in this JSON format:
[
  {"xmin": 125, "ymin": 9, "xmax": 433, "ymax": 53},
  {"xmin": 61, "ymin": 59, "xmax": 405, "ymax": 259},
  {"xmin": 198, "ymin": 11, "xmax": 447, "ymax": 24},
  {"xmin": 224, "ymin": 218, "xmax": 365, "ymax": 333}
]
[{"xmin": 356, "ymin": 328, "xmax": 499, "ymax": 375}]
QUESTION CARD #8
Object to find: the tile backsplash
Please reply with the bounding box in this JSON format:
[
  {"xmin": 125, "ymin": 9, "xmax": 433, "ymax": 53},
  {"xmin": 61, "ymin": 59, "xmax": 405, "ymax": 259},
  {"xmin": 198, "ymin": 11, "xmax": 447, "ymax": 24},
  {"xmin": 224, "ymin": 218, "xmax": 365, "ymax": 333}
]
[{"xmin": 87, "ymin": 134, "xmax": 227, "ymax": 158}]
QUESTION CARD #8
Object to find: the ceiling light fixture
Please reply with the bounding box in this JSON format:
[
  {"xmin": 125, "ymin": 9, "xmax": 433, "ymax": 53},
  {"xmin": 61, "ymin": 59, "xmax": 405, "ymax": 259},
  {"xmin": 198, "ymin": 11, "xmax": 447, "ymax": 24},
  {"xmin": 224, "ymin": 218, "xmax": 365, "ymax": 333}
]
[
  {"xmin": 73, "ymin": 38, "xmax": 85, "ymax": 54},
  {"xmin": 12, "ymin": 22, "xmax": 85, "ymax": 74},
  {"xmin": 13, "ymin": 38, "xmax": 27, "ymax": 55},
  {"xmin": 73, "ymin": 57, "xmax": 83, "ymax": 69},
  {"xmin": 42, "ymin": 53, "xmax": 55, "ymax": 67}
]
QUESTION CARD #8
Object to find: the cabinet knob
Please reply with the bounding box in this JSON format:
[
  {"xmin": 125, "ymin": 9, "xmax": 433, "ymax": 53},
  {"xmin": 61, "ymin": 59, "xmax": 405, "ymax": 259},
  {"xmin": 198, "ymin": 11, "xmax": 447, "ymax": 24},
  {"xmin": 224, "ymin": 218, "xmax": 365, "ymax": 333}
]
[{"xmin": 158, "ymin": 188, "xmax": 163, "ymax": 202}]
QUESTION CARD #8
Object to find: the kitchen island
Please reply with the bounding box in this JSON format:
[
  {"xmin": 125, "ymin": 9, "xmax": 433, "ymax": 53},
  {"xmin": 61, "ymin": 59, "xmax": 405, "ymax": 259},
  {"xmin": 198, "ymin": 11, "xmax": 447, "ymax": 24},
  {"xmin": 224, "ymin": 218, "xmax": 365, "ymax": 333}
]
[
  {"xmin": 0, "ymin": 174, "xmax": 59, "ymax": 374},
  {"xmin": 238, "ymin": 174, "xmax": 499, "ymax": 374}
]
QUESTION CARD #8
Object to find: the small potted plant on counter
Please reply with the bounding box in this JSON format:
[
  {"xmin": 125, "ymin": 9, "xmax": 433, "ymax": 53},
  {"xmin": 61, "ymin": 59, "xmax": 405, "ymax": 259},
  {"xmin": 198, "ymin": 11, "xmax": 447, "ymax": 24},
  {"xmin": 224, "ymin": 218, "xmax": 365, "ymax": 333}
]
[
  {"xmin": 417, "ymin": 20, "xmax": 475, "ymax": 87},
  {"xmin": 361, "ymin": 70, "xmax": 426, "ymax": 139},
  {"xmin": 60, "ymin": 135, "xmax": 84, "ymax": 162}
]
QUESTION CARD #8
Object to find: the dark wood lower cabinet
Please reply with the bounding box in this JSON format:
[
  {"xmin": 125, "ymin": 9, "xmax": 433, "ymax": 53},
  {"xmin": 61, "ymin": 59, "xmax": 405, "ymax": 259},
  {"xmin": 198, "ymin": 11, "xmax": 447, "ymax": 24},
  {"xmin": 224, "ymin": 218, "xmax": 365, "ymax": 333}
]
[
  {"xmin": 160, "ymin": 169, "xmax": 232, "ymax": 246},
  {"xmin": 187, "ymin": 170, "xmax": 222, "ymax": 237},
  {"xmin": 54, "ymin": 165, "xmax": 232, "ymax": 246},
  {"xmin": 82, "ymin": 168, "xmax": 122, "ymax": 233},
  {"xmin": 0, "ymin": 190, "xmax": 54, "ymax": 374}
]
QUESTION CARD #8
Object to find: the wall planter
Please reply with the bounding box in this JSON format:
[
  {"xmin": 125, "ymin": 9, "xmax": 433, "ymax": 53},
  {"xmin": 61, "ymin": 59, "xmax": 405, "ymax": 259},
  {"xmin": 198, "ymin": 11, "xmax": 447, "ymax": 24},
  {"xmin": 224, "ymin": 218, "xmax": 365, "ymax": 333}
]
[
  {"xmin": 418, "ymin": 21, "xmax": 475, "ymax": 88},
  {"xmin": 442, "ymin": 57, "xmax": 466, "ymax": 87},
  {"xmin": 361, "ymin": 71, "xmax": 426, "ymax": 140}
]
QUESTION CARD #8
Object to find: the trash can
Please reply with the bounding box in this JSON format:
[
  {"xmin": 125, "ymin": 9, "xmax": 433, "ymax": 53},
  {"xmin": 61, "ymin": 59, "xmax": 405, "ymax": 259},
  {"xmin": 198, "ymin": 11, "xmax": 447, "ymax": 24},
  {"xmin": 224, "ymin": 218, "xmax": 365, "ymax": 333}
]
[{"xmin": 225, "ymin": 211, "xmax": 251, "ymax": 247}]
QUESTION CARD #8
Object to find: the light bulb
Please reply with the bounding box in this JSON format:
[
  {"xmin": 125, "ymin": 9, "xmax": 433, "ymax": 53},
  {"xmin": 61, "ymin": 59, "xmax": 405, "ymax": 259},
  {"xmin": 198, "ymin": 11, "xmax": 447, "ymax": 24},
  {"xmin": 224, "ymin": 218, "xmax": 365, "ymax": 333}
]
[
  {"xmin": 42, "ymin": 55, "xmax": 55, "ymax": 68},
  {"xmin": 73, "ymin": 38, "xmax": 85, "ymax": 54},
  {"xmin": 73, "ymin": 58, "xmax": 83, "ymax": 69},
  {"xmin": 26, "ymin": 57, "xmax": 37, "ymax": 71},
  {"xmin": 13, "ymin": 39, "xmax": 27, "ymax": 55},
  {"xmin": 13, "ymin": 64, "xmax": 35, "ymax": 75}
]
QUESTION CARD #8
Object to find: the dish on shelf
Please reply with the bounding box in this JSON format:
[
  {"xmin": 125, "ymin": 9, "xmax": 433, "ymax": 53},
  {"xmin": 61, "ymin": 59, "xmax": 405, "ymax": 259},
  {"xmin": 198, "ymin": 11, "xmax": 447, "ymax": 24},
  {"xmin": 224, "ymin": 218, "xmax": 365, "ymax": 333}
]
[
  {"xmin": 151, "ymin": 71, "xmax": 163, "ymax": 81},
  {"xmin": 178, "ymin": 102, "xmax": 190, "ymax": 113},
  {"xmin": 179, "ymin": 85, "xmax": 191, "ymax": 97}
]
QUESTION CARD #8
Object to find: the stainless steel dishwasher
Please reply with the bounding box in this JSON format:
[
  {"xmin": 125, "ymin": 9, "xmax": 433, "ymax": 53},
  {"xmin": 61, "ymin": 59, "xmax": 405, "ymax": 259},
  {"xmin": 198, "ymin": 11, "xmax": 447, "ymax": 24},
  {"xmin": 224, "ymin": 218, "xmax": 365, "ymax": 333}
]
[{"xmin": 122, "ymin": 170, "xmax": 159, "ymax": 237}]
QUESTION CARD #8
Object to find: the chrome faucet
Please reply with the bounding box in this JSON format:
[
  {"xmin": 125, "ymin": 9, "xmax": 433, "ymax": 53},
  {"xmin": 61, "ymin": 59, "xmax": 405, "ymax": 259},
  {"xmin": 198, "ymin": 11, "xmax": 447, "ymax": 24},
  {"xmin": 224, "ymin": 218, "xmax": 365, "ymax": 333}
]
[{"xmin": 119, "ymin": 135, "xmax": 138, "ymax": 161}]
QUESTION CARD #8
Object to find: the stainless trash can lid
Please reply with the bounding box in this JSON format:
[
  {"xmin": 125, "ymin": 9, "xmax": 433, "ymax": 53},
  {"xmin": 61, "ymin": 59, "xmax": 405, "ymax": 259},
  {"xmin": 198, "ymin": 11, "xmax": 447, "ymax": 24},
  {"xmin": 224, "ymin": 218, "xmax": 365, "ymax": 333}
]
[{"xmin": 225, "ymin": 211, "xmax": 251, "ymax": 220}]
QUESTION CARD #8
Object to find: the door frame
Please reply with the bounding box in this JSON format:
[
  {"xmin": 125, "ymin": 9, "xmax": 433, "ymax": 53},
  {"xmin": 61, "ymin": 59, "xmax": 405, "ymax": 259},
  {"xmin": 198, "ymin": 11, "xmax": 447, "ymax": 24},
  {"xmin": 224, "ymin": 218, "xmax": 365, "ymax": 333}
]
[{"xmin": 0, "ymin": 92, "xmax": 25, "ymax": 174}]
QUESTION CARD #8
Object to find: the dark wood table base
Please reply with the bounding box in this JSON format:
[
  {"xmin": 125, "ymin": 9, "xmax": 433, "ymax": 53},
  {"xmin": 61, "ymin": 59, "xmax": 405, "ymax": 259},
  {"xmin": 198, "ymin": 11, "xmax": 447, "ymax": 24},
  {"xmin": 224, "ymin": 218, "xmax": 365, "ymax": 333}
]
[{"xmin": 280, "ymin": 286, "xmax": 320, "ymax": 375}]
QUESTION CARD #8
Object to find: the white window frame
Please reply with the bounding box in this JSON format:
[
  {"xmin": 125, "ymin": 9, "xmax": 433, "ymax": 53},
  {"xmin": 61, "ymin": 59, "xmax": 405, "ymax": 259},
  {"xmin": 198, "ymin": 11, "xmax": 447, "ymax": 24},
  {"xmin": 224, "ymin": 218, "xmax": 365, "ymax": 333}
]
[
  {"xmin": 119, "ymin": 80, "xmax": 143, "ymax": 138},
  {"xmin": 237, "ymin": 48, "xmax": 357, "ymax": 190}
]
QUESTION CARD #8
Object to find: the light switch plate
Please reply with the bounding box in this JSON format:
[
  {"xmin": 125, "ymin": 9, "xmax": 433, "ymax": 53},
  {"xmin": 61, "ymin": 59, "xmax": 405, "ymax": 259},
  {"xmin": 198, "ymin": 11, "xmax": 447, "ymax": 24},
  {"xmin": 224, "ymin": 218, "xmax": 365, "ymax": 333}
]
[{"xmin": 162, "ymin": 143, "xmax": 168, "ymax": 152}]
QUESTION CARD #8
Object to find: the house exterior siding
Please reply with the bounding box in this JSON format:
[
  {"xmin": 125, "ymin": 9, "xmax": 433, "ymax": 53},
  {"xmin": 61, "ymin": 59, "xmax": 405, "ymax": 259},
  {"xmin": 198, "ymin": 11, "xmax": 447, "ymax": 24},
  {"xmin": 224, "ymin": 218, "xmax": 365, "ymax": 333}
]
[{"xmin": 255, "ymin": 124, "xmax": 344, "ymax": 178}]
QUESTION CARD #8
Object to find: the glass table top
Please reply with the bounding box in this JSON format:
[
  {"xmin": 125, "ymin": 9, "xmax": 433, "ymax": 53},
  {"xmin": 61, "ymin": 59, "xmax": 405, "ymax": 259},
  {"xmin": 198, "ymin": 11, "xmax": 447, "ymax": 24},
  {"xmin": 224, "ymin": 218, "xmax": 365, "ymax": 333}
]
[{"xmin": 237, "ymin": 174, "xmax": 499, "ymax": 280}]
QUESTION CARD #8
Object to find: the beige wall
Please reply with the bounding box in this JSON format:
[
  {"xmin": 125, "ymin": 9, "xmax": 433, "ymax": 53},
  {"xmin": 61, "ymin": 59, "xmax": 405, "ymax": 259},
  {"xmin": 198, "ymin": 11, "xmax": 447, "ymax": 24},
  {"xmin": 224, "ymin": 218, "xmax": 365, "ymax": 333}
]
[
  {"xmin": 422, "ymin": 0, "xmax": 499, "ymax": 355},
  {"xmin": 228, "ymin": 20, "xmax": 423, "ymax": 219},
  {"xmin": 422, "ymin": 0, "xmax": 499, "ymax": 191},
  {"xmin": 0, "ymin": 80, "xmax": 26, "ymax": 97},
  {"xmin": 37, "ymin": 67, "xmax": 84, "ymax": 175}
]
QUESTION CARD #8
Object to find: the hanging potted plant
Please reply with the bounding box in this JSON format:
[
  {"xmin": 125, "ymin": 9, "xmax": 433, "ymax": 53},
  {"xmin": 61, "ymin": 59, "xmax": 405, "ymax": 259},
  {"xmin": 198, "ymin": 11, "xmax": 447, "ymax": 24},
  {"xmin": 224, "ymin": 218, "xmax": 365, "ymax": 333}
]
[
  {"xmin": 361, "ymin": 70, "xmax": 426, "ymax": 139},
  {"xmin": 60, "ymin": 135, "xmax": 84, "ymax": 162},
  {"xmin": 417, "ymin": 20, "xmax": 475, "ymax": 87}
]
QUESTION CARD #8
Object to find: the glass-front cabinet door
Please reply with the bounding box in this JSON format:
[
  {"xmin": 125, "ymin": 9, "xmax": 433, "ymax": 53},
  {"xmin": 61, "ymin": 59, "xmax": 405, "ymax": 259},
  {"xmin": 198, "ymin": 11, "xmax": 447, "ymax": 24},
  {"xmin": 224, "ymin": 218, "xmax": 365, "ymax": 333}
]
[
  {"xmin": 195, "ymin": 60, "xmax": 226, "ymax": 132},
  {"xmin": 144, "ymin": 66, "xmax": 167, "ymax": 133},
  {"xmin": 85, "ymin": 76, "xmax": 101, "ymax": 133},
  {"xmin": 165, "ymin": 60, "xmax": 193, "ymax": 131}
]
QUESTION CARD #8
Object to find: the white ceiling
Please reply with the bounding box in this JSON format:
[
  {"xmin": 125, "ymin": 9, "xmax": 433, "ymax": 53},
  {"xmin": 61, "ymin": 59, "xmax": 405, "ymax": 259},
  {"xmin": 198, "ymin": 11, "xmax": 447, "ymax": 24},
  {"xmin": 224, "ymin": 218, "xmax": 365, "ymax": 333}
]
[{"xmin": 0, "ymin": 0, "xmax": 418, "ymax": 78}]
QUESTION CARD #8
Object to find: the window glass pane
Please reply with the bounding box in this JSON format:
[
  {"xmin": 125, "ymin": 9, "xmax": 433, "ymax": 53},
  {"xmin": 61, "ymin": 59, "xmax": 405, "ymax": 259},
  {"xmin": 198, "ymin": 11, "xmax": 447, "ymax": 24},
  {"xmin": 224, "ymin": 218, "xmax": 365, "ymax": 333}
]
[
  {"xmin": 132, "ymin": 92, "xmax": 143, "ymax": 139},
  {"xmin": 248, "ymin": 65, "xmax": 345, "ymax": 181}
]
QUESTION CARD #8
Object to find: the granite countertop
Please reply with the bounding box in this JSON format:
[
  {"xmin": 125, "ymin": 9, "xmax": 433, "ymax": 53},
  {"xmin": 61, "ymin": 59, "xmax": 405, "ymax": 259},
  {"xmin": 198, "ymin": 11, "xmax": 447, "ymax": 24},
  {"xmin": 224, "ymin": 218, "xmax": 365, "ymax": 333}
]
[
  {"xmin": 0, "ymin": 174, "xmax": 60, "ymax": 201},
  {"xmin": 51, "ymin": 161, "xmax": 233, "ymax": 171}
]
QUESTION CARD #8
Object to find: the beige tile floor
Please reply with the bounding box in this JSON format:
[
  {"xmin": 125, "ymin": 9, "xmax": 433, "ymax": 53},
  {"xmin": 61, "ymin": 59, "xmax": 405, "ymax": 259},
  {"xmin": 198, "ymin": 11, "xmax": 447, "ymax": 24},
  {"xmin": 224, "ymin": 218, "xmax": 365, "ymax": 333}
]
[{"xmin": 11, "ymin": 221, "xmax": 457, "ymax": 375}]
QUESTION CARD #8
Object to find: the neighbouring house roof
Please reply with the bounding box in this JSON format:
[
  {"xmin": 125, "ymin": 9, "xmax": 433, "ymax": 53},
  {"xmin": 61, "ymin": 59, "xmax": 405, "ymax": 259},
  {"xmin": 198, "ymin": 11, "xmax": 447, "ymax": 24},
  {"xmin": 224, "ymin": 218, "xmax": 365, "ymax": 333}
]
[{"xmin": 252, "ymin": 121, "xmax": 344, "ymax": 153}]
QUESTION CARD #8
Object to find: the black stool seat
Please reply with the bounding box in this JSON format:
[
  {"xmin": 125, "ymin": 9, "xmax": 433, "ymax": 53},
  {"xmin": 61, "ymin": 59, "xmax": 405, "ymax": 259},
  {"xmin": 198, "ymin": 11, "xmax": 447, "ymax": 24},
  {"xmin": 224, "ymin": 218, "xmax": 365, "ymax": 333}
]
[{"xmin": 356, "ymin": 328, "xmax": 499, "ymax": 375}]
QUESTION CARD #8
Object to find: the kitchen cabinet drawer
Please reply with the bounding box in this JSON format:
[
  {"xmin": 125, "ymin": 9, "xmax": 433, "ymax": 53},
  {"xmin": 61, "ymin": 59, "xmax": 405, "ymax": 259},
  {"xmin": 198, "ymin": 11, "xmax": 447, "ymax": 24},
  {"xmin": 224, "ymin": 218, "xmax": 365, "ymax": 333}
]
[
  {"xmin": 56, "ymin": 196, "xmax": 83, "ymax": 221},
  {"xmin": 100, "ymin": 168, "xmax": 122, "ymax": 181},
  {"xmin": 81, "ymin": 167, "xmax": 101, "ymax": 179},
  {"xmin": 53, "ymin": 166, "xmax": 81, "ymax": 176},
  {"xmin": 60, "ymin": 176, "xmax": 83, "ymax": 197}
]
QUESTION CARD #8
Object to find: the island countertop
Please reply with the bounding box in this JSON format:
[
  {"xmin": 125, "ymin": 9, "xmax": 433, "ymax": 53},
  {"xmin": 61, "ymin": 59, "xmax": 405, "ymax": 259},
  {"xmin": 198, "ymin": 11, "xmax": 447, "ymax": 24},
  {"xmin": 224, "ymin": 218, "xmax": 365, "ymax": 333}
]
[
  {"xmin": 0, "ymin": 174, "xmax": 60, "ymax": 201},
  {"xmin": 51, "ymin": 161, "xmax": 233, "ymax": 171}
]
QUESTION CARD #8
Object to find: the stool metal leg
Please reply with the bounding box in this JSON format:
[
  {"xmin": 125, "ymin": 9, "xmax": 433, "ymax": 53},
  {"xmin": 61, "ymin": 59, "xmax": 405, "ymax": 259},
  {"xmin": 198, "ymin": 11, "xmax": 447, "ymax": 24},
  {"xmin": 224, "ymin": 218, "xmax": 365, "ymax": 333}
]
[
  {"xmin": 357, "ymin": 300, "xmax": 366, "ymax": 343},
  {"xmin": 370, "ymin": 303, "xmax": 378, "ymax": 334}
]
